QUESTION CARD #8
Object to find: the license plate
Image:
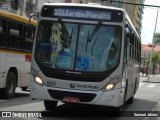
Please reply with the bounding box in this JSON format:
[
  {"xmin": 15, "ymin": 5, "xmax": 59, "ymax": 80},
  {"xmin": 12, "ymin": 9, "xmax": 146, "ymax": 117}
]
[{"xmin": 63, "ymin": 96, "xmax": 80, "ymax": 103}]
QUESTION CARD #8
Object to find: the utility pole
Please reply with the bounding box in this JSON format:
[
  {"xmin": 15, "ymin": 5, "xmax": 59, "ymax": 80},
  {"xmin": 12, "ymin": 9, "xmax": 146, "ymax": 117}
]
[{"xmin": 147, "ymin": 9, "xmax": 159, "ymax": 82}]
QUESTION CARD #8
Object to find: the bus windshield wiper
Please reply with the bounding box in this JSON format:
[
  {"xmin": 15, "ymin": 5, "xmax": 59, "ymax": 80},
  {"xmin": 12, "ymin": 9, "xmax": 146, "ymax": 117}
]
[
  {"xmin": 87, "ymin": 21, "xmax": 102, "ymax": 43},
  {"xmin": 58, "ymin": 18, "xmax": 72, "ymax": 48},
  {"xmin": 86, "ymin": 21, "xmax": 102, "ymax": 51}
]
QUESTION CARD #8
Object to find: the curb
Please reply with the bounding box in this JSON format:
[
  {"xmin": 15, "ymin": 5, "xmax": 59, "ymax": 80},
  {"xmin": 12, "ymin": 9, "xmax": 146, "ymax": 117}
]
[{"xmin": 142, "ymin": 75, "xmax": 160, "ymax": 83}]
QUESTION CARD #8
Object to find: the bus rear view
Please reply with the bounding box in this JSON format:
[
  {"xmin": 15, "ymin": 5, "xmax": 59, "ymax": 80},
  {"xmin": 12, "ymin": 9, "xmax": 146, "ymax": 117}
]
[{"xmin": 30, "ymin": 3, "xmax": 141, "ymax": 114}]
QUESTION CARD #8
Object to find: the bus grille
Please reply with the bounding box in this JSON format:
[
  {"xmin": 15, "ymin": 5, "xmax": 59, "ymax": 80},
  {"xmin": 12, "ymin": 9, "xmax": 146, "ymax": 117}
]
[{"xmin": 48, "ymin": 89, "xmax": 96, "ymax": 102}]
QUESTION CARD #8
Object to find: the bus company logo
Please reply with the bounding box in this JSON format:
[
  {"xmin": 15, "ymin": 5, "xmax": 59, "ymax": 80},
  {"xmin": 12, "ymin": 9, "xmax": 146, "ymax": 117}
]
[
  {"xmin": 70, "ymin": 83, "xmax": 75, "ymax": 88},
  {"xmin": 76, "ymin": 84, "xmax": 99, "ymax": 89}
]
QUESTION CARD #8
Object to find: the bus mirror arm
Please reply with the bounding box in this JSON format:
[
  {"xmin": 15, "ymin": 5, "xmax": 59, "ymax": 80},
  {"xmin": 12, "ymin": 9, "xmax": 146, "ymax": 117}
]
[{"xmin": 29, "ymin": 12, "xmax": 39, "ymax": 24}]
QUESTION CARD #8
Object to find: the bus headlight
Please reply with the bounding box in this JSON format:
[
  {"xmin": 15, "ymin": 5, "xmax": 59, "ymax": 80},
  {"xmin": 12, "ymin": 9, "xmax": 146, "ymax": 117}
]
[
  {"xmin": 106, "ymin": 83, "xmax": 115, "ymax": 90},
  {"xmin": 103, "ymin": 76, "xmax": 121, "ymax": 91},
  {"xmin": 35, "ymin": 76, "xmax": 43, "ymax": 85},
  {"xmin": 31, "ymin": 68, "xmax": 44, "ymax": 86}
]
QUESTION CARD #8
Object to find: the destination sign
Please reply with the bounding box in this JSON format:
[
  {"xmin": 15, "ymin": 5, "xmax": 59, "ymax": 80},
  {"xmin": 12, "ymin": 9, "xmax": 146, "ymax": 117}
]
[
  {"xmin": 54, "ymin": 8, "xmax": 111, "ymax": 20},
  {"xmin": 41, "ymin": 6, "xmax": 123, "ymax": 22}
]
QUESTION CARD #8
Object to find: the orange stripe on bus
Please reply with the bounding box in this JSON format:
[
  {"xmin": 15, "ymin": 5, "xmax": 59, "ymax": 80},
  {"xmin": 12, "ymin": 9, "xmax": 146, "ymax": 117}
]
[
  {"xmin": 0, "ymin": 49, "xmax": 31, "ymax": 55},
  {"xmin": 0, "ymin": 10, "xmax": 37, "ymax": 26}
]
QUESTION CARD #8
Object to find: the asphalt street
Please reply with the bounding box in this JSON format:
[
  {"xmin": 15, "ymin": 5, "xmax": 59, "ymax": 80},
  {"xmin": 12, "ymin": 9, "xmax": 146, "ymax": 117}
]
[
  {"xmin": 140, "ymin": 75, "xmax": 160, "ymax": 120},
  {"xmin": 0, "ymin": 75, "xmax": 160, "ymax": 120}
]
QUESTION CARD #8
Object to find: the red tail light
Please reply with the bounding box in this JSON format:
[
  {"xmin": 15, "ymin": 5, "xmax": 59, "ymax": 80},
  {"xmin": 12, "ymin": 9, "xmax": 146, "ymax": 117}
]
[{"xmin": 25, "ymin": 54, "xmax": 32, "ymax": 62}]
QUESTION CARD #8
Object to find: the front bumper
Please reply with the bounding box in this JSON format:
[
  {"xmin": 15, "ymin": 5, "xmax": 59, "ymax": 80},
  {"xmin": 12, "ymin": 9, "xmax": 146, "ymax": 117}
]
[{"xmin": 30, "ymin": 80, "xmax": 124, "ymax": 107}]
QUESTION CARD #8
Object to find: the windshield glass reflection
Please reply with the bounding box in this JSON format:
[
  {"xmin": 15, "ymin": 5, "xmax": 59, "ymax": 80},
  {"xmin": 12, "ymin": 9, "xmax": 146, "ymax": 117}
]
[{"xmin": 35, "ymin": 20, "xmax": 121, "ymax": 72}]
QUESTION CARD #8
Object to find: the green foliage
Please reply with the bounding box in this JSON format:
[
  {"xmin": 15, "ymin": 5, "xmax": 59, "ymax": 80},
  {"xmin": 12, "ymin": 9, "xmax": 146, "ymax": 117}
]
[
  {"xmin": 155, "ymin": 34, "xmax": 160, "ymax": 44},
  {"xmin": 145, "ymin": 55, "xmax": 150, "ymax": 67},
  {"xmin": 145, "ymin": 50, "xmax": 160, "ymax": 66},
  {"xmin": 145, "ymin": 50, "xmax": 160, "ymax": 74}
]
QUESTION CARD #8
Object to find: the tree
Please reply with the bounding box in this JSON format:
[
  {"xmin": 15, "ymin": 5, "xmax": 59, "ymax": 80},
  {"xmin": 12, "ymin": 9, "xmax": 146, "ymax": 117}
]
[
  {"xmin": 152, "ymin": 50, "xmax": 160, "ymax": 74},
  {"xmin": 155, "ymin": 34, "xmax": 160, "ymax": 44},
  {"xmin": 145, "ymin": 54, "xmax": 150, "ymax": 67},
  {"xmin": 145, "ymin": 50, "xmax": 160, "ymax": 74}
]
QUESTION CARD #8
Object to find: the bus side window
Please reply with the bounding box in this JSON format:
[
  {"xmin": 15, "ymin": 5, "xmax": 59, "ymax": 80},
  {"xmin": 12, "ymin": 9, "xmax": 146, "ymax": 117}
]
[
  {"xmin": 0, "ymin": 19, "xmax": 2, "ymax": 33},
  {"xmin": 32, "ymin": 28, "xmax": 36, "ymax": 39},
  {"xmin": 124, "ymin": 29, "xmax": 128, "ymax": 62},
  {"xmin": 0, "ymin": 19, "xmax": 7, "ymax": 47},
  {"xmin": 127, "ymin": 31, "xmax": 133, "ymax": 59},
  {"xmin": 8, "ymin": 21, "xmax": 23, "ymax": 49},
  {"xmin": 125, "ymin": 27, "xmax": 131, "ymax": 61},
  {"xmin": 24, "ymin": 26, "xmax": 33, "ymax": 51}
]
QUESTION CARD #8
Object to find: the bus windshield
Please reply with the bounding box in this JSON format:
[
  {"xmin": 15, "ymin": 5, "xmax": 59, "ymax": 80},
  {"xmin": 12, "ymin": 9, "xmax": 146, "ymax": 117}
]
[{"xmin": 35, "ymin": 20, "xmax": 122, "ymax": 72}]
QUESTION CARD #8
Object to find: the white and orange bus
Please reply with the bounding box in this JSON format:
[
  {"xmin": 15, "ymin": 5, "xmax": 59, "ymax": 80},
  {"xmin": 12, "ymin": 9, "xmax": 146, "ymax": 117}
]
[
  {"xmin": 0, "ymin": 10, "xmax": 36, "ymax": 98},
  {"xmin": 30, "ymin": 3, "xmax": 141, "ymax": 114}
]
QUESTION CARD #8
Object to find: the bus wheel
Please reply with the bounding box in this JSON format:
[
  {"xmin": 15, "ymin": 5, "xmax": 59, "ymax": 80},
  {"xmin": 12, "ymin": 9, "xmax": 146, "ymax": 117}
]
[
  {"xmin": 4, "ymin": 72, "xmax": 16, "ymax": 99},
  {"xmin": 127, "ymin": 96, "xmax": 133, "ymax": 104},
  {"xmin": 114, "ymin": 105, "xmax": 124, "ymax": 117},
  {"xmin": 134, "ymin": 79, "xmax": 137, "ymax": 95},
  {"xmin": 127, "ymin": 79, "xmax": 137, "ymax": 104},
  {"xmin": 21, "ymin": 87, "xmax": 28, "ymax": 91},
  {"xmin": 127, "ymin": 80, "xmax": 137, "ymax": 104},
  {"xmin": 114, "ymin": 80, "xmax": 128, "ymax": 116},
  {"xmin": 44, "ymin": 100, "xmax": 58, "ymax": 111}
]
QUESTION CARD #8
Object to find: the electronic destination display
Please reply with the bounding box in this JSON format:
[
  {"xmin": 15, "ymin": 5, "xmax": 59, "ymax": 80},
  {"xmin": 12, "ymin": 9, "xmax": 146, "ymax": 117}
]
[
  {"xmin": 41, "ymin": 6, "xmax": 123, "ymax": 22},
  {"xmin": 54, "ymin": 8, "xmax": 111, "ymax": 21}
]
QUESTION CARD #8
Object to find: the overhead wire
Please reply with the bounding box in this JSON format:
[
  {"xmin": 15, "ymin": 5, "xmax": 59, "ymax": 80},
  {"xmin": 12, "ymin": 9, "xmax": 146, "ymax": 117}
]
[{"xmin": 106, "ymin": 0, "xmax": 160, "ymax": 8}]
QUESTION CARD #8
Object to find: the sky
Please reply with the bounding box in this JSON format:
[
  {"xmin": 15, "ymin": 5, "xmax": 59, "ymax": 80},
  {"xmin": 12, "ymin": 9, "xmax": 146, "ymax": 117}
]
[{"xmin": 141, "ymin": 0, "xmax": 160, "ymax": 44}]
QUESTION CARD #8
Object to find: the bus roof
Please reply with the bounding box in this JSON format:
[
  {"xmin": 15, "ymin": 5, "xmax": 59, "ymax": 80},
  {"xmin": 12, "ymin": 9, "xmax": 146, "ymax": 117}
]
[
  {"xmin": 0, "ymin": 10, "xmax": 37, "ymax": 26},
  {"xmin": 42, "ymin": 3, "xmax": 140, "ymax": 40},
  {"xmin": 125, "ymin": 11, "xmax": 141, "ymax": 40},
  {"xmin": 43, "ymin": 3, "xmax": 125, "ymax": 11}
]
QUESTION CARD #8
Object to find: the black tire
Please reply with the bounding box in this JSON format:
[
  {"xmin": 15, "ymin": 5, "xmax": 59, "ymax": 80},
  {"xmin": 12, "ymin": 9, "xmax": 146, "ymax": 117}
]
[
  {"xmin": 114, "ymin": 105, "xmax": 124, "ymax": 117},
  {"xmin": 134, "ymin": 79, "xmax": 137, "ymax": 95},
  {"xmin": 44, "ymin": 100, "xmax": 58, "ymax": 111},
  {"xmin": 114, "ymin": 80, "xmax": 128, "ymax": 116},
  {"xmin": 21, "ymin": 87, "xmax": 28, "ymax": 91},
  {"xmin": 127, "ymin": 79, "xmax": 137, "ymax": 104},
  {"xmin": 127, "ymin": 96, "xmax": 133, "ymax": 104},
  {"xmin": 4, "ymin": 72, "xmax": 16, "ymax": 99},
  {"xmin": 124, "ymin": 80, "xmax": 128, "ymax": 102}
]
